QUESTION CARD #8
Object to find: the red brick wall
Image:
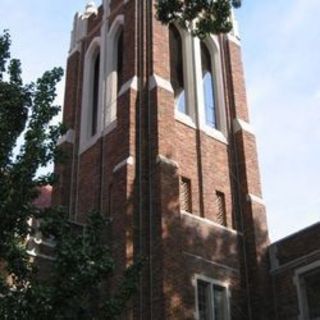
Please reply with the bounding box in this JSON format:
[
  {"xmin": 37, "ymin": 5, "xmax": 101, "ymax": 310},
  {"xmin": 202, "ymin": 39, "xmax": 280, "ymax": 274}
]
[
  {"xmin": 270, "ymin": 223, "xmax": 320, "ymax": 320},
  {"xmin": 54, "ymin": 2, "xmax": 272, "ymax": 319}
]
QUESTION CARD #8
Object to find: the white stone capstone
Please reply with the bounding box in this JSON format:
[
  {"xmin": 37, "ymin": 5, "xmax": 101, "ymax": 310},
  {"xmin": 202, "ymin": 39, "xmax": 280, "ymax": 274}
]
[{"xmin": 84, "ymin": 1, "xmax": 98, "ymax": 18}]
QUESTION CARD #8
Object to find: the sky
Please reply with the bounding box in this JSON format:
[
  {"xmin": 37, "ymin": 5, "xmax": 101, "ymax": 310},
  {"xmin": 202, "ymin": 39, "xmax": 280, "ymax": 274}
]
[{"xmin": 0, "ymin": 0, "xmax": 319, "ymax": 242}]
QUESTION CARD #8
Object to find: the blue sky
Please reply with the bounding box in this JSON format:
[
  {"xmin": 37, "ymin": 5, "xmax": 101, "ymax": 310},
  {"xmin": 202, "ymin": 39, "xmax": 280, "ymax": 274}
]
[{"xmin": 1, "ymin": 1, "xmax": 319, "ymax": 241}]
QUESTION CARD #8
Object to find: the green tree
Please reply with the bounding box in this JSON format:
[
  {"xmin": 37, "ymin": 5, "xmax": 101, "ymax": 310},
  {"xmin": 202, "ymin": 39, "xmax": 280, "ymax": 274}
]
[
  {"xmin": 0, "ymin": 30, "xmax": 141, "ymax": 320},
  {"xmin": 156, "ymin": 0, "xmax": 241, "ymax": 38}
]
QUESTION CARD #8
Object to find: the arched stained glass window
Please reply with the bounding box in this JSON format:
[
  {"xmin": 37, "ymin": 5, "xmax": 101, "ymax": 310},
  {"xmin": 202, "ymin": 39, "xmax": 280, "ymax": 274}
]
[
  {"xmin": 169, "ymin": 25, "xmax": 187, "ymax": 114},
  {"xmin": 201, "ymin": 42, "xmax": 216, "ymax": 128}
]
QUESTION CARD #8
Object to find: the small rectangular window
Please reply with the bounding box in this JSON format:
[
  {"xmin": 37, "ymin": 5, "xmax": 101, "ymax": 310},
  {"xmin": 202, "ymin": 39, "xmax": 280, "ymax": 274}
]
[
  {"xmin": 215, "ymin": 191, "xmax": 227, "ymax": 227},
  {"xmin": 197, "ymin": 278, "xmax": 229, "ymax": 320},
  {"xmin": 198, "ymin": 280, "xmax": 212, "ymax": 319},
  {"xmin": 180, "ymin": 177, "xmax": 192, "ymax": 213}
]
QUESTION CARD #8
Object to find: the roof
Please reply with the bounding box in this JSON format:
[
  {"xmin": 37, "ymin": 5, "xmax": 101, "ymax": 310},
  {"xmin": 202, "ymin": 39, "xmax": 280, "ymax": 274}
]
[{"xmin": 33, "ymin": 185, "xmax": 52, "ymax": 209}]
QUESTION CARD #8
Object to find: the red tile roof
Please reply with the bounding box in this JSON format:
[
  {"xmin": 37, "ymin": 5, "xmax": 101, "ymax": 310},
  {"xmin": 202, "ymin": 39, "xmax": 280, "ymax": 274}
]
[{"xmin": 33, "ymin": 185, "xmax": 52, "ymax": 209}]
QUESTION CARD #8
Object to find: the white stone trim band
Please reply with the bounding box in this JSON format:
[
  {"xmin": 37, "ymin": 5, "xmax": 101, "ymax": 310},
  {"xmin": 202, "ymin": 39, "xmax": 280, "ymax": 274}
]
[
  {"xmin": 113, "ymin": 156, "xmax": 134, "ymax": 173},
  {"xmin": 181, "ymin": 210, "xmax": 240, "ymax": 235},
  {"xmin": 227, "ymin": 34, "xmax": 241, "ymax": 47},
  {"xmin": 149, "ymin": 74, "xmax": 174, "ymax": 93},
  {"xmin": 203, "ymin": 126, "xmax": 228, "ymax": 145},
  {"xmin": 31, "ymin": 236, "xmax": 56, "ymax": 248},
  {"xmin": 68, "ymin": 44, "xmax": 81, "ymax": 57},
  {"xmin": 246, "ymin": 193, "xmax": 265, "ymax": 206},
  {"xmin": 233, "ymin": 118, "xmax": 255, "ymax": 135},
  {"xmin": 103, "ymin": 119, "xmax": 117, "ymax": 136},
  {"xmin": 175, "ymin": 110, "xmax": 197, "ymax": 129},
  {"xmin": 27, "ymin": 249, "xmax": 56, "ymax": 261},
  {"xmin": 183, "ymin": 251, "xmax": 239, "ymax": 274},
  {"xmin": 156, "ymin": 154, "xmax": 179, "ymax": 168},
  {"xmin": 118, "ymin": 76, "xmax": 138, "ymax": 97},
  {"xmin": 57, "ymin": 129, "xmax": 75, "ymax": 145}
]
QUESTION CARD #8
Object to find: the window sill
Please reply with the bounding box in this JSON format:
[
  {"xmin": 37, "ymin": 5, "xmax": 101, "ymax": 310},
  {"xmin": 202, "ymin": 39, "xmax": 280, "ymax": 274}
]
[
  {"xmin": 203, "ymin": 126, "xmax": 228, "ymax": 145},
  {"xmin": 79, "ymin": 120, "xmax": 117, "ymax": 155},
  {"xmin": 174, "ymin": 113, "xmax": 228, "ymax": 145},
  {"xmin": 103, "ymin": 119, "xmax": 117, "ymax": 136},
  {"xmin": 174, "ymin": 110, "xmax": 196, "ymax": 129},
  {"xmin": 181, "ymin": 210, "xmax": 239, "ymax": 235},
  {"xmin": 57, "ymin": 129, "xmax": 74, "ymax": 146},
  {"xmin": 79, "ymin": 134, "xmax": 100, "ymax": 155}
]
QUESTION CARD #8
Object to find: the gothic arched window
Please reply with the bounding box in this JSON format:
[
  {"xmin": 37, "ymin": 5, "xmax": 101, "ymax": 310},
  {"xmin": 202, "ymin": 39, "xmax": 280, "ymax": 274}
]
[
  {"xmin": 79, "ymin": 37, "xmax": 102, "ymax": 152},
  {"xmin": 105, "ymin": 17, "xmax": 124, "ymax": 126},
  {"xmin": 91, "ymin": 52, "xmax": 100, "ymax": 136},
  {"xmin": 116, "ymin": 30, "xmax": 124, "ymax": 94},
  {"xmin": 169, "ymin": 24, "xmax": 187, "ymax": 114},
  {"xmin": 201, "ymin": 41, "xmax": 216, "ymax": 129},
  {"xmin": 196, "ymin": 37, "xmax": 227, "ymax": 141}
]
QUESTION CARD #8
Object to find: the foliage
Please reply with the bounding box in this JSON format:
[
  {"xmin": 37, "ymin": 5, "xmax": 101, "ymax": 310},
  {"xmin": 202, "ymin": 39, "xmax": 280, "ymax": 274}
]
[
  {"xmin": 0, "ymin": 29, "xmax": 64, "ymax": 291},
  {"xmin": 156, "ymin": 0, "xmax": 242, "ymax": 38},
  {"xmin": 0, "ymin": 30, "xmax": 141, "ymax": 319},
  {"xmin": 1, "ymin": 209, "xmax": 142, "ymax": 320}
]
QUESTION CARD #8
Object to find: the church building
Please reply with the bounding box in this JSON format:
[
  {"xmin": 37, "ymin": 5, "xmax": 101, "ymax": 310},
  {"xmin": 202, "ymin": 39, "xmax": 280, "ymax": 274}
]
[{"xmin": 53, "ymin": 1, "xmax": 273, "ymax": 319}]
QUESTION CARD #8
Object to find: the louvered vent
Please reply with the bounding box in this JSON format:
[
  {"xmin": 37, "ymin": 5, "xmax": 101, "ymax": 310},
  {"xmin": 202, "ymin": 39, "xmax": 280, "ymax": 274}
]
[
  {"xmin": 180, "ymin": 177, "xmax": 192, "ymax": 212},
  {"xmin": 215, "ymin": 191, "xmax": 227, "ymax": 227}
]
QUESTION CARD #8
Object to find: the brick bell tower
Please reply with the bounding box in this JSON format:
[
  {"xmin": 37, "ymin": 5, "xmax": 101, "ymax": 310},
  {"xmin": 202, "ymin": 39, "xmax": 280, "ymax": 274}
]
[{"xmin": 54, "ymin": 0, "xmax": 271, "ymax": 319}]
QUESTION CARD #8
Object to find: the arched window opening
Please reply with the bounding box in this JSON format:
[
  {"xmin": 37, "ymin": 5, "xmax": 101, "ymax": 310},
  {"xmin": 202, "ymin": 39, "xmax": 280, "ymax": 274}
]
[
  {"xmin": 201, "ymin": 42, "xmax": 217, "ymax": 129},
  {"xmin": 79, "ymin": 37, "xmax": 102, "ymax": 152},
  {"xmin": 105, "ymin": 17, "xmax": 124, "ymax": 126},
  {"xmin": 169, "ymin": 25, "xmax": 186, "ymax": 114},
  {"xmin": 91, "ymin": 52, "xmax": 100, "ymax": 136},
  {"xmin": 116, "ymin": 30, "xmax": 124, "ymax": 94}
]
